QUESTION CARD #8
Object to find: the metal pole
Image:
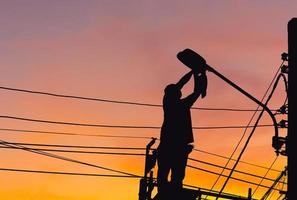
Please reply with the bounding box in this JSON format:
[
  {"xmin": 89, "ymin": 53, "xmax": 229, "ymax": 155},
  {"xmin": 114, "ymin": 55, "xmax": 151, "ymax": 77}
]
[
  {"xmin": 248, "ymin": 188, "xmax": 252, "ymax": 200},
  {"xmin": 139, "ymin": 138, "xmax": 156, "ymax": 200},
  {"xmin": 288, "ymin": 17, "xmax": 297, "ymax": 200}
]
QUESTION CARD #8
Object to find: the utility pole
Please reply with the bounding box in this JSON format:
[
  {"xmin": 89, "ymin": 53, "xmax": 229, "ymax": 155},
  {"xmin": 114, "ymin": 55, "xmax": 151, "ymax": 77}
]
[
  {"xmin": 139, "ymin": 138, "xmax": 156, "ymax": 200},
  {"xmin": 288, "ymin": 17, "xmax": 297, "ymax": 200}
]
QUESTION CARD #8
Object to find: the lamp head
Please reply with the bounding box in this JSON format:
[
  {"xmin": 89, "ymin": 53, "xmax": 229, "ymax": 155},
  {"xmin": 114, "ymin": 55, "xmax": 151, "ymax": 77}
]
[{"xmin": 177, "ymin": 48, "xmax": 207, "ymax": 73}]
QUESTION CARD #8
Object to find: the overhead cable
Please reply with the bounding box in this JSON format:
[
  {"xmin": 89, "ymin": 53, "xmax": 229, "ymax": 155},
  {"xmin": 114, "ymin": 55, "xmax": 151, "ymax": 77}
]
[
  {"xmin": 0, "ymin": 128, "xmax": 152, "ymax": 139},
  {"xmin": 187, "ymin": 165, "xmax": 282, "ymax": 191},
  {"xmin": 0, "ymin": 127, "xmax": 282, "ymax": 172},
  {"xmin": 0, "ymin": 115, "xmax": 273, "ymax": 130},
  {"xmin": 0, "ymin": 167, "xmax": 140, "ymax": 178},
  {"xmin": 0, "ymin": 146, "xmax": 145, "ymax": 156},
  {"xmin": 0, "ymin": 86, "xmax": 276, "ymax": 112},
  {"xmin": 252, "ymin": 156, "xmax": 279, "ymax": 197},
  {"xmin": 0, "ymin": 139, "xmax": 140, "ymax": 177},
  {"xmin": 209, "ymin": 62, "xmax": 284, "ymax": 195},
  {"xmin": 218, "ymin": 72, "xmax": 286, "ymax": 196}
]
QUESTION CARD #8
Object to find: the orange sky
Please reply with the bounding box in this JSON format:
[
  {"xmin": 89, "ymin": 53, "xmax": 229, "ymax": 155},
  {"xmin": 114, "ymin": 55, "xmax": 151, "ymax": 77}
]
[{"xmin": 0, "ymin": 1, "xmax": 295, "ymax": 199}]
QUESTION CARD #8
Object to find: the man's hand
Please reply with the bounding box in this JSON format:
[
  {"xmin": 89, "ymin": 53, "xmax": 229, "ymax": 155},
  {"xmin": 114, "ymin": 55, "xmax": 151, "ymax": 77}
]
[{"xmin": 197, "ymin": 72, "xmax": 208, "ymax": 98}]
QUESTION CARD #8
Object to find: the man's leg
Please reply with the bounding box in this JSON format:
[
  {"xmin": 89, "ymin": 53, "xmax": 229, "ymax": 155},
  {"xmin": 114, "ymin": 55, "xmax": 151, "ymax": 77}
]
[
  {"xmin": 157, "ymin": 149, "xmax": 171, "ymax": 199},
  {"xmin": 171, "ymin": 148, "xmax": 190, "ymax": 196}
]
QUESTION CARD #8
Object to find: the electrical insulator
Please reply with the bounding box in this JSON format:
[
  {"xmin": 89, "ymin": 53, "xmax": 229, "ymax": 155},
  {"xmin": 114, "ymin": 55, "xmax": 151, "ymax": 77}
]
[
  {"xmin": 272, "ymin": 136, "xmax": 287, "ymax": 156},
  {"xmin": 278, "ymin": 105, "xmax": 288, "ymax": 114},
  {"xmin": 278, "ymin": 120, "xmax": 288, "ymax": 128},
  {"xmin": 281, "ymin": 52, "xmax": 288, "ymax": 61},
  {"xmin": 281, "ymin": 65, "xmax": 289, "ymax": 74}
]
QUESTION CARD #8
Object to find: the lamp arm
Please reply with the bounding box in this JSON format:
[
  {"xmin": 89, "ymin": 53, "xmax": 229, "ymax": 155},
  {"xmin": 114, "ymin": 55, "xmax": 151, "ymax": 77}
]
[{"xmin": 206, "ymin": 65, "xmax": 279, "ymax": 141}]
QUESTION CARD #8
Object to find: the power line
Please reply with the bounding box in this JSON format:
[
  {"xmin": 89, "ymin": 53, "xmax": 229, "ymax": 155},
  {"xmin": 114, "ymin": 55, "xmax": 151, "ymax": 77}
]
[
  {"xmin": 0, "ymin": 139, "xmax": 140, "ymax": 177},
  {"xmin": 0, "ymin": 167, "xmax": 249, "ymax": 200},
  {"xmin": 0, "ymin": 115, "xmax": 161, "ymax": 129},
  {"xmin": 208, "ymin": 61, "xmax": 284, "ymax": 196},
  {"xmin": 188, "ymin": 158, "xmax": 286, "ymax": 185},
  {"xmin": 252, "ymin": 156, "xmax": 279, "ymax": 197},
  {"xmin": 269, "ymin": 179, "xmax": 284, "ymax": 200},
  {"xmin": 0, "ymin": 146, "xmax": 145, "ymax": 156},
  {"xmin": 275, "ymin": 193, "xmax": 284, "ymax": 200},
  {"xmin": 0, "ymin": 86, "xmax": 276, "ymax": 112},
  {"xmin": 192, "ymin": 148, "xmax": 281, "ymax": 173},
  {"xmin": 0, "ymin": 164, "xmax": 248, "ymax": 200},
  {"xmin": 182, "ymin": 183, "xmax": 251, "ymax": 200},
  {"xmin": 0, "ymin": 115, "xmax": 274, "ymax": 130},
  {"xmin": 150, "ymin": 170, "xmax": 281, "ymax": 199},
  {"xmin": 3, "ymin": 142, "xmax": 146, "ymax": 150},
  {"xmin": 275, "ymin": 174, "xmax": 287, "ymax": 200},
  {"xmin": 0, "ymin": 167, "xmax": 140, "ymax": 178},
  {"xmin": 267, "ymin": 183, "xmax": 279, "ymax": 200},
  {"xmin": 186, "ymin": 164, "xmax": 282, "ymax": 192},
  {"xmin": 0, "ymin": 127, "xmax": 282, "ymax": 173},
  {"xmin": 261, "ymin": 167, "xmax": 287, "ymax": 200},
  {"xmin": 0, "ymin": 128, "xmax": 152, "ymax": 139},
  {"xmin": 0, "ymin": 127, "xmax": 283, "ymax": 174},
  {"xmin": 0, "ymin": 141, "xmax": 284, "ymax": 184}
]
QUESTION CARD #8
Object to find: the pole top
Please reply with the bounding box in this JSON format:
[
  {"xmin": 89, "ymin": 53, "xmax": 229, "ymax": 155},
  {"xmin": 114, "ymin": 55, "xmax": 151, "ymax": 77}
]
[{"xmin": 288, "ymin": 18, "xmax": 297, "ymax": 27}]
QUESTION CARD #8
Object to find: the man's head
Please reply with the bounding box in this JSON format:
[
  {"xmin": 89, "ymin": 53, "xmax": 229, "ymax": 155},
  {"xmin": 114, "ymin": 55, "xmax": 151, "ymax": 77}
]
[{"xmin": 164, "ymin": 84, "xmax": 182, "ymax": 100}]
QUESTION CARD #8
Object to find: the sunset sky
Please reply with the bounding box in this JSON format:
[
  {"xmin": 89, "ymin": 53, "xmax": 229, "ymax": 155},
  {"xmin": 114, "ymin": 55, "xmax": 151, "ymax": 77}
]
[{"xmin": 0, "ymin": 1, "xmax": 295, "ymax": 199}]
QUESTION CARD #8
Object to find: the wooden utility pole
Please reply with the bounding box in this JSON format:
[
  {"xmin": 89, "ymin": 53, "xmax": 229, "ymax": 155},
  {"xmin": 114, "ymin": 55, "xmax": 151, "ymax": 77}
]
[{"xmin": 288, "ymin": 17, "xmax": 297, "ymax": 200}]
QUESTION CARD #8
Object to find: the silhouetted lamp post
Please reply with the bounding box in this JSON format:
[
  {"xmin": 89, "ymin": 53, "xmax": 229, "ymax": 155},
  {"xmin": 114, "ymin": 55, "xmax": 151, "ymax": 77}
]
[{"xmin": 177, "ymin": 49, "xmax": 279, "ymax": 150}]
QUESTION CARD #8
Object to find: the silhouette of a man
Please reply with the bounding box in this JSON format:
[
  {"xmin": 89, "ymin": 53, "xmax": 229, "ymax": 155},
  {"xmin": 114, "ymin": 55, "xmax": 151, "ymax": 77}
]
[{"xmin": 157, "ymin": 65, "xmax": 207, "ymax": 198}]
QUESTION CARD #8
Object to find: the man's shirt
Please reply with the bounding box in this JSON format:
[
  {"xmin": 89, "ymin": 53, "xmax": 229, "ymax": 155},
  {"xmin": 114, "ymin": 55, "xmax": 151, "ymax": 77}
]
[{"xmin": 160, "ymin": 95, "xmax": 194, "ymax": 148}]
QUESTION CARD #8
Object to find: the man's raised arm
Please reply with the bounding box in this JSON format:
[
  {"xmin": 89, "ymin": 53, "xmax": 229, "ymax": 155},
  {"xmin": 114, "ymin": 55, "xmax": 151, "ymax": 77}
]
[
  {"xmin": 181, "ymin": 72, "xmax": 207, "ymax": 107},
  {"xmin": 176, "ymin": 71, "xmax": 193, "ymax": 90}
]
